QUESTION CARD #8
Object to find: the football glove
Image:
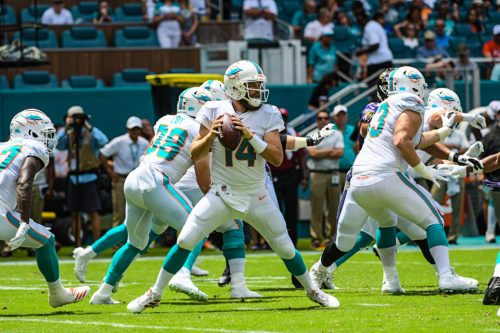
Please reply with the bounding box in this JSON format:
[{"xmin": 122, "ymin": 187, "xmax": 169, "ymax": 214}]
[
  {"xmin": 462, "ymin": 113, "xmax": 487, "ymax": 129},
  {"xmin": 437, "ymin": 111, "xmax": 457, "ymax": 140},
  {"xmin": 306, "ymin": 123, "xmax": 336, "ymax": 146},
  {"xmin": 435, "ymin": 164, "xmax": 467, "ymax": 179},
  {"xmin": 8, "ymin": 222, "xmax": 29, "ymax": 251},
  {"xmin": 413, "ymin": 162, "xmax": 450, "ymax": 188},
  {"xmin": 463, "ymin": 142, "xmax": 484, "ymax": 158},
  {"xmin": 451, "ymin": 153, "xmax": 483, "ymax": 173}
]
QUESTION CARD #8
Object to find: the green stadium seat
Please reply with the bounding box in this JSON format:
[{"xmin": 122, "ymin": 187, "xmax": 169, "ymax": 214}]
[
  {"xmin": 0, "ymin": 5, "xmax": 17, "ymax": 25},
  {"xmin": 62, "ymin": 27, "xmax": 107, "ymax": 48},
  {"xmin": 112, "ymin": 68, "xmax": 151, "ymax": 87},
  {"xmin": 388, "ymin": 37, "xmax": 414, "ymax": 59},
  {"xmin": 13, "ymin": 71, "xmax": 59, "ymax": 89},
  {"xmin": 0, "ymin": 75, "xmax": 9, "ymax": 89},
  {"xmin": 332, "ymin": 25, "xmax": 356, "ymax": 54},
  {"xmin": 114, "ymin": 26, "xmax": 159, "ymax": 47},
  {"xmin": 12, "ymin": 28, "xmax": 59, "ymax": 48},
  {"xmin": 70, "ymin": 2, "xmax": 98, "ymax": 23},
  {"xmin": 61, "ymin": 75, "xmax": 105, "ymax": 88},
  {"xmin": 20, "ymin": 5, "xmax": 51, "ymax": 23},
  {"xmin": 115, "ymin": 4, "xmax": 144, "ymax": 22}
]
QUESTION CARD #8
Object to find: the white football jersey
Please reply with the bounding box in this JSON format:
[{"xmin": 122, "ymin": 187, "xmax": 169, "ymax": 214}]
[
  {"xmin": 0, "ymin": 138, "xmax": 49, "ymax": 211},
  {"xmin": 196, "ymin": 100, "xmax": 284, "ymax": 193},
  {"xmin": 353, "ymin": 92, "xmax": 425, "ymax": 176},
  {"xmin": 140, "ymin": 114, "xmax": 199, "ymax": 184},
  {"xmin": 175, "ymin": 165, "xmax": 197, "ymax": 189}
]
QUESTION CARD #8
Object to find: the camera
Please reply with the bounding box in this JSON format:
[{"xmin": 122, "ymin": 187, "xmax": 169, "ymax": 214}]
[{"xmin": 72, "ymin": 113, "xmax": 88, "ymax": 129}]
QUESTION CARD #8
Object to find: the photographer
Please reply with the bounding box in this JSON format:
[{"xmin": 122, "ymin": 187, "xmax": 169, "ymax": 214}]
[{"xmin": 56, "ymin": 106, "xmax": 108, "ymax": 247}]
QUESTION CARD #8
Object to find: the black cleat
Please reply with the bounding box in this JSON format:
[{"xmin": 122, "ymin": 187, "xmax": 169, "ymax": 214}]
[
  {"xmin": 484, "ymin": 277, "xmax": 500, "ymax": 305},
  {"xmin": 291, "ymin": 275, "xmax": 303, "ymax": 289},
  {"xmin": 372, "ymin": 245, "xmax": 380, "ymax": 260},
  {"xmin": 218, "ymin": 265, "xmax": 231, "ymax": 287}
]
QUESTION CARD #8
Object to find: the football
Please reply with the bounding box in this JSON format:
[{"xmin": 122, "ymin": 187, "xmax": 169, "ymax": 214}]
[{"xmin": 218, "ymin": 113, "xmax": 242, "ymax": 151}]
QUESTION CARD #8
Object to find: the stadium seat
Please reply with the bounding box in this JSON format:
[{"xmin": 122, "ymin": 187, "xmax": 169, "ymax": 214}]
[
  {"xmin": 332, "ymin": 25, "xmax": 356, "ymax": 54},
  {"xmin": 115, "ymin": 4, "xmax": 144, "ymax": 22},
  {"xmin": 62, "ymin": 27, "xmax": 107, "ymax": 48},
  {"xmin": 448, "ymin": 36, "xmax": 467, "ymax": 56},
  {"xmin": 0, "ymin": 5, "xmax": 17, "ymax": 25},
  {"xmin": 0, "ymin": 75, "xmax": 9, "ymax": 89},
  {"xmin": 278, "ymin": 0, "xmax": 301, "ymax": 24},
  {"xmin": 112, "ymin": 68, "xmax": 151, "ymax": 87},
  {"xmin": 168, "ymin": 68, "xmax": 196, "ymax": 73},
  {"xmin": 388, "ymin": 37, "xmax": 414, "ymax": 59},
  {"xmin": 20, "ymin": 5, "xmax": 51, "ymax": 23},
  {"xmin": 12, "ymin": 28, "xmax": 59, "ymax": 49},
  {"xmin": 13, "ymin": 71, "xmax": 59, "ymax": 89},
  {"xmin": 490, "ymin": 12, "xmax": 500, "ymax": 24},
  {"xmin": 114, "ymin": 26, "xmax": 159, "ymax": 47},
  {"xmin": 61, "ymin": 75, "xmax": 105, "ymax": 88},
  {"xmin": 70, "ymin": 1, "xmax": 98, "ymax": 23}
]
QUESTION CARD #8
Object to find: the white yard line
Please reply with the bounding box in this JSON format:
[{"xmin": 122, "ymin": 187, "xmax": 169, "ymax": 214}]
[{"xmin": 0, "ymin": 318, "xmax": 277, "ymax": 333}]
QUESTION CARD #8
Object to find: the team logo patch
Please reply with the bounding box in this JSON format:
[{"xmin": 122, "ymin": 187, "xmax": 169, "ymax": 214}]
[
  {"xmin": 225, "ymin": 66, "xmax": 243, "ymax": 80},
  {"xmin": 437, "ymin": 92, "xmax": 455, "ymax": 105},
  {"xmin": 192, "ymin": 91, "xmax": 211, "ymax": 104},
  {"xmin": 21, "ymin": 113, "xmax": 43, "ymax": 125},
  {"xmin": 403, "ymin": 70, "xmax": 422, "ymax": 83}
]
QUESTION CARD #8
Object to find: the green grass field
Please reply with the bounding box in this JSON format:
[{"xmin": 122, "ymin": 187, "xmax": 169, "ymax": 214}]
[{"xmin": 0, "ymin": 244, "xmax": 498, "ymax": 332}]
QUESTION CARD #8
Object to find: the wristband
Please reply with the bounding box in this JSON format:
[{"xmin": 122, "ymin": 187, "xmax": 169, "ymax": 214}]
[
  {"xmin": 436, "ymin": 127, "xmax": 452, "ymax": 140},
  {"xmin": 248, "ymin": 135, "xmax": 268, "ymax": 154},
  {"xmin": 412, "ymin": 161, "xmax": 427, "ymax": 177},
  {"xmin": 448, "ymin": 151, "xmax": 456, "ymax": 162},
  {"xmin": 461, "ymin": 113, "xmax": 475, "ymax": 122},
  {"xmin": 295, "ymin": 137, "xmax": 308, "ymax": 149}
]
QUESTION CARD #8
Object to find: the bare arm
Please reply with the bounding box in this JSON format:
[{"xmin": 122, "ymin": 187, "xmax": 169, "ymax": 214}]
[
  {"xmin": 100, "ymin": 153, "xmax": 119, "ymax": 182},
  {"xmin": 17, "ymin": 157, "xmax": 44, "ymax": 223},
  {"xmin": 394, "ymin": 110, "xmax": 422, "ymax": 167},
  {"xmin": 190, "ymin": 115, "xmax": 224, "ymax": 161},
  {"xmin": 194, "ymin": 154, "xmax": 211, "ymax": 194},
  {"xmin": 44, "ymin": 156, "xmax": 55, "ymax": 199},
  {"xmin": 261, "ymin": 130, "xmax": 283, "ymax": 166},
  {"xmin": 428, "ymin": 109, "xmax": 464, "ymax": 129},
  {"xmin": 483, "ymin": 152, "xmax": 500, "ymax": 174},
  {"xmin": 307, "ymin": 147, "xmax": 344, "ymax": 159}
]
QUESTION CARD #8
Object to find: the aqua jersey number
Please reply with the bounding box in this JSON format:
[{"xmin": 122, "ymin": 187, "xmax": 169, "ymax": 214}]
[
  {"xmin": 368, "ymin": 102, "xmax": 389, "ymax": 138},
  {"xmin": 225, "ymin": 139, "xmax": 257, "ymax": 167},
  {"xmin": 0, "ymin": 145, "xmax": 22, "ymax": 172},
  {"xmin": 145, "ymin": 125, "xmax": 188, "ymax": 161}
]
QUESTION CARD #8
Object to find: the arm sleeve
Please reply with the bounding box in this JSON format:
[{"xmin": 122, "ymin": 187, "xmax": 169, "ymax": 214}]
[
  {"xmin": 266, "ymin": 106, "xmax": 286, "ymax": 133},
  {"xmin": 56, "ymin": 129, "xmax": 68, "ymax": 150},
  {"xmin": 91, "ymin": 127, "xmax": 109, "ymax": 147},
  {"xmin": 334, "ymin": 131, "xmax": 344, "ymax": 149},
  {"xmin": 363, "ymin": 24, "xmax": 379, "ymax": 46},
  {"xmin": 195, "ymin": 104, "xmax": 215, "ymax": 130},
  {"xmin": 268, "ymin": 0, "xmax": 278, "ymax": 14},
  {"xmin": 395, "ymin": 93, "xmax": 425, "ymax": 114}
]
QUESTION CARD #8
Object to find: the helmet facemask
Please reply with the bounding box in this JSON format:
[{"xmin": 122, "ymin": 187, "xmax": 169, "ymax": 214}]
[{"xmin": 241, "ymin": 80, "xmax": 269, "ymax": 108}]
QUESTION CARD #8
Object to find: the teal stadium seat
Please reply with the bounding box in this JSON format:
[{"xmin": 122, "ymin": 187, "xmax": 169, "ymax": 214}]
[
  {"xmin": 0, "ymin": 5, "xmax": 17, "ymax": 25},
  {"xmin": 13, "ymin": 28, "xmax": 59, "ymax": 48},
  {"xmin": 115, "ymin": 4, "xmax": 144, "ymax": 22},
  {"xmin": 13, "ymin": 71, "xmax": 59, "ymax": 89},
  {"xmin": 62, "ymin": 75, "xmax": 105, "ymax": 88},
  {"xmin": 455, "ymin": 23, "xmax": 481, "ymax": 42},
  {"xmin": 448, "ymin": 36, "xmax": 467, "ymax": 56},
  {"xmin": 62, "ymin": 27, "xmax": 107, "ymax": 48},
  {"xmin": 490, "ymin": 12, "xmax": 500, "ymax": 24},
  {"xmin": 114, "ymin": 26, "xmax": 159, "ymax": 47},
  {"xmin": 20, "ymin": 5, "xmax": 51, "ymax": 23},
  {"xmin": 0, "ymin": 75, "xmax": 9, "ymax": 89},
  {"xmin": 112, "ymin": 68, "xmax": 151, "ymax": 87},
  {"xmin": 168, "ymin": 68, "xmax": 196, "ymax": 73},
  {"xmin": 70, "ymin": 2, "xmax": 98, "ymax": 23},
  {"xmin": 332, "ymin": 25, "xmax": 356, "ymax": 54},
  {"xmin": 278, "ymin": 0, "xmax": 301, "ymax": 24},
  {"xmin": 388, "ymin": 37, "xmax": 414, "ymax": 59}
]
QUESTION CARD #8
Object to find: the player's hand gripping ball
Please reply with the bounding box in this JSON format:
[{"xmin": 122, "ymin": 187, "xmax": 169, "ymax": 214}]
[{"xmin": 218, "ymin": 113, "xmax": 242, "ymax": 151}]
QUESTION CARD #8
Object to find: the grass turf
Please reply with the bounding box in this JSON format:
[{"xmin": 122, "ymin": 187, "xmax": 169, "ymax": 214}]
[{"xmin": 0, "ymin": 243, "xmax": 498, "ymax": 332}]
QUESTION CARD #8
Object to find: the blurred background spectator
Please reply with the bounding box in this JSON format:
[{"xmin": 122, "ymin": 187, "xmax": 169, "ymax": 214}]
[
  {"xmin": 307, "ymin": 27, "xmax": 337, "ymax": 84},
  {"xmin": 483, "ymin": 25, "xmax": 500, "ymax": 58},
  {"xmin": 400, "ymin": 23, "xmax": 420, "ymax": 49},
  {"xmin": 141, "ymin": 119, "xmax": 154, "ymax": 141},
  {"xmin": 41, "ymin": 0, "xmax": 74, "ymax": 25},
  {"xmin": 417, "ymin": 30, "xmax": 450, "ymax": 59},
  {"xmin": 394, "ymin": 5, "xmax": 425, "ymax": 36},
  {"xmin": 92, "ymin": 0, "xmax": 115, "ymax": 23},
  {"xmin": 304, "ymin": 8, "xmax": 334, "ymax": 44},
  {"xmin": 308, "ymin": 72, "xmax": 339, "ymax": 111},
  {"xmin": 428, "ymin": 0, "xmax": 457, "ymax": 35},
  {"xmin": 466, "ymin": 7, "xmax": 486, "ymax": 32},
  {"xmin": 180, "ymin": 0, "xmax": 199, "ymax": 45},
  {"xmin": 455, "ymin": 43, "xmax": 479, "ymax": 81},
  {"xmin": 433, "ymin": 18, "xmax": 451, "ymax": 48},
  {"xmin": 333, "ymin": 105, "xmax": 356, "ymax": 191},
  {"xmin": 335, "ymin": 11, "xmax": 361, "ymax": 37},
  {"xmin": 100, "ymin": 116, "xmax": 149, "ymax": 228},
  {"xmin": 154, "ymin": 0, "xmax": 183, "ymax": 48},
  {"xmin": 292, "ymin": 0, "xmax": 317, "ymax": 39},
  {"xmin": 243, "ymin": 0, "xmax": 277, "ymax": 41}
]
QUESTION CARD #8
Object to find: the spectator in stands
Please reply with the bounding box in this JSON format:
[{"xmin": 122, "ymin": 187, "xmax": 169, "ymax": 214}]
[
  {"xmin": 56, "ymin": 106, "xmax": 108, "ymax": 247},
  {"xmin": 380, "ymin": 0, "xmax": 400, "ymax": 26},
  {"xmin": 471, "ymin": 0, "xmax": 486, "ymax": 21},
  {"xmin": 141, "ymin": 119, "xmax": 154, "ymax": 140},
  {"xmin": 455, "ymin": 43, "xmax": 479, "ymax": 81},
  {"xmin": 350, "ymin": 0, "xmax": 367, "ymax": 18},
  {"xmin": 432, "ymin": 18, "xmax": 451, "ymax": 48},
  {"xmin": 142, "ymin": 0, "xmax": 156, "ymax": 22},
  {"xmin": 483, "ymin": 25, "xmax": 500, "ymax": 58},
  {"xmin": 417, "ymin": 30, "xmax": 450, "ymax": 59},
  {"xmin": 394, "ymin": 6, "xmax": 424, "ymax": 37},
  {"xmin": 332, "ymin": 105, "xmax": 355, "ymax": 192},
  {"xmin": 304, "ymin": 8, "xmax": 334, "ymax": 44},
  {"xmin": 412, "ymin": 0, "xmax": 432, "ymax": 23},
  {"xmin": 154, "ymin": 0, "xmax": 183, "ymax": 48},
  {"xmin": 466, "ymin": 7, "xmax": 485, "ymax": 32},
  {"xmin": 243, "ymin": 0, "xmax": 278, "ymax": 41},
  {"xmin": 269, "ymin": 108, "xmax": 308, "ymax": 247},
  {"xmin": 491, "ymin": 62, "xmax": 500, "ymax": 80},
  {"xmin": 306, "ymin": 111, "xmax": 344, "ymax": 248},
  {"xmin": 307, "ymin": 27, "xmax": 338, "ymax": 83},
  {"xmin": 100, "ymin": 117, "xmax": 149, "ymax": 228},
  {"xmin": 401, "ymin": 23, "xmax": 420, "ymax": 49},
  {"xmin": 428, "ymin": 0, "xmax": 456, "ymax": 35},
  {"xmin": 335, "ymin": 11, "xmax": 361, "ymax": 37},
  {"xmin": 190, "ymin": 0, "xmax": 211, "ymax": 20},
  {"xmin": 179, "ymin": 0, "xmax": 199, "ymax": 45},
  {"xmin": 92, "ymin": 0, "xmax": 114, "ymax": 23},
  {"xmin": 292, "ymin": 0, "xmax": 317, "ymax": 39},
  {"xmin": 355, "ymin": 12, "xmax": 393, "ymax": 87},
  {"xmin": 41, "ymin": 0, "xmax": 74, "ymax": 25},
  {"xmin": 308, "ymin": 72, "xmax": 339, "ymax": 111}
]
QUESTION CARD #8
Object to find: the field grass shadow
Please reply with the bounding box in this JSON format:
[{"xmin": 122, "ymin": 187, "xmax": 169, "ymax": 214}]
[{"xmin": 0, "ymin": 311, "xmax": 102, "ymax": 317}]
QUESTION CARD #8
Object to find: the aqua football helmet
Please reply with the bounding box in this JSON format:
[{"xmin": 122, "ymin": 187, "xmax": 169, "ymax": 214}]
[
  {"xmin": 10, "ymin": 109, "xmax": 57, "ymax": 152},
  {"xmin": 427, "ymin": 88, "xmax": 462, "ymax": 113},
  {"xmin": 387, "ymin": 66, "xmax": 428, "ymax": 101},
  {"xmin": 200, "ymin": 80, "xmax": 229, "ymax": 101},
  {"xmin": 177, "ymin": 87, "xmax": 213, "ymax": 118},
  {"xmin": 224, "ymin": 60, "xmax": 269, "ymax": 108}
]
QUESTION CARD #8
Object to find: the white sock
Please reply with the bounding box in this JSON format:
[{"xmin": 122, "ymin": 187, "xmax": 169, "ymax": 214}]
[
  {"xmin": 494, "ymin": 264, "xmax": 500, "ymax": 278},
  {"xmin": 378, "ymin": 246, "xmax": 397, "ymax": 277},
  {"xmin": 178, "ymin": 267, "xmax": 190, "ymax": 276},
  {"xmin": 488, "ymin": 205, "xmax": 497, "ymax": 235},
  {"xmin": 96, "ymin": 283, "xmax": 113, "ymax": 297},
  {"xmin": 327, "ymin": 262, "xmax": 337, "ymax": 274},
  {"xmin": 317, "ymin": 260, "xmax": 328, "ymax": 272},
  {"xmin": 47, "ymin": 278, "xmax": 64, "ymax": 294},
  {"xmin": 84, "ymin": 247, "xmax": 97, "ymax": 258},
  {"xmin": 231, "ymin": 273, "xmax": 245, "ymax": 288},
  {"xmin": 152, "ymin": 268, "xmax": 173, "ymax": 296},
  {"xmin": 395, "ymin": 238, "xmax": 402, "ymax": 247},
  {"xmin": 429, "ymin": 245, "xmax": 450, "ymax": 275},
  {"xmin": 228, "ymin": 258, "xmax": 245, "ymax": 276},
  {"xmin": 295, "ymin": 272, "xmax": 314, "ymax": 293}
]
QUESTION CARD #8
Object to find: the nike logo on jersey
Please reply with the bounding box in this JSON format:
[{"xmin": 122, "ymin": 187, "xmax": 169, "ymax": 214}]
[{"xmin": 258, "ymin": 195, "xmax": 266, "ymax": 200}]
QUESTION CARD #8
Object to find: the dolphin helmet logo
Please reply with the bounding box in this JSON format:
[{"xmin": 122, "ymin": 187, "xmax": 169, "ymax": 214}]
[
  {"xmin": 21, "ymin": 113, "xmax": 43, "ymax": 125},
  {"xmin": 225, "ymin": 66, "xmax": 243, "ymax": 80},
  {"xmin": 192, "ymin": 91, "xmax": 212, "ymax": 104},
  {"xmin": 437, "ymin": 92, "xmax": 455, "ymax": 105},
  {"xmin": 403, "ymin": 71, "xmax": 422, "ymax": 83}
]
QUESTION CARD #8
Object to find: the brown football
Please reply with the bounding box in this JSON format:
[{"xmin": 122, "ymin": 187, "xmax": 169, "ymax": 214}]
[{"xmin": 218, "ymin": 113, "xmax": 242, "ymax": 151}]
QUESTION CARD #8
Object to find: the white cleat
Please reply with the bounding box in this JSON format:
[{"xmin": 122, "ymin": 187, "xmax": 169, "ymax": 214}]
[
  {"xmin": 323, "ymin": 265, "xmax": 338, "ymax": 290},
  {"xmin": 127, "ymin": 288, "xmax": 162, "ymax": 314},
  {"xmin": 89, "ymin": 292, "xmax": 120, "ymax": 305},
  {"xmin": 382, "ymin": 274, "xmax": 405, "ymax": 294},
  {"xmin": 306, "ymin": 289, "xmax": 339, "ymax": 308},
  {"xmin": 102, "ymin": 277, "xmax": 121, "ymax": 293},
  {"xmin": 191, "ymin": 265, "xmax": 209, "ymax": 277},
  {"xmin": 230, "ymin": 285, "xmax": 263, "ymax": 299},
  {"xmin": 309, "ymin": 261, "xmax": 327, "ymax": 289},
  {"xmin": 49, "ymin": 286, "xmax": 91, "ymax": 307},
  {"xmin": 73, "ymin": 247, "xmax": 90, "ymax": 283},
  {"xmin": 438, "ymin": 268, "xmax": 478, "ymax": 293},
  {"xmin": 497, "ymin": 308, "xmax": 500, "ymax": 317},
  {"xmin": 169, "ymin": 273, "xmax": 208, "ymax": 301}
]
